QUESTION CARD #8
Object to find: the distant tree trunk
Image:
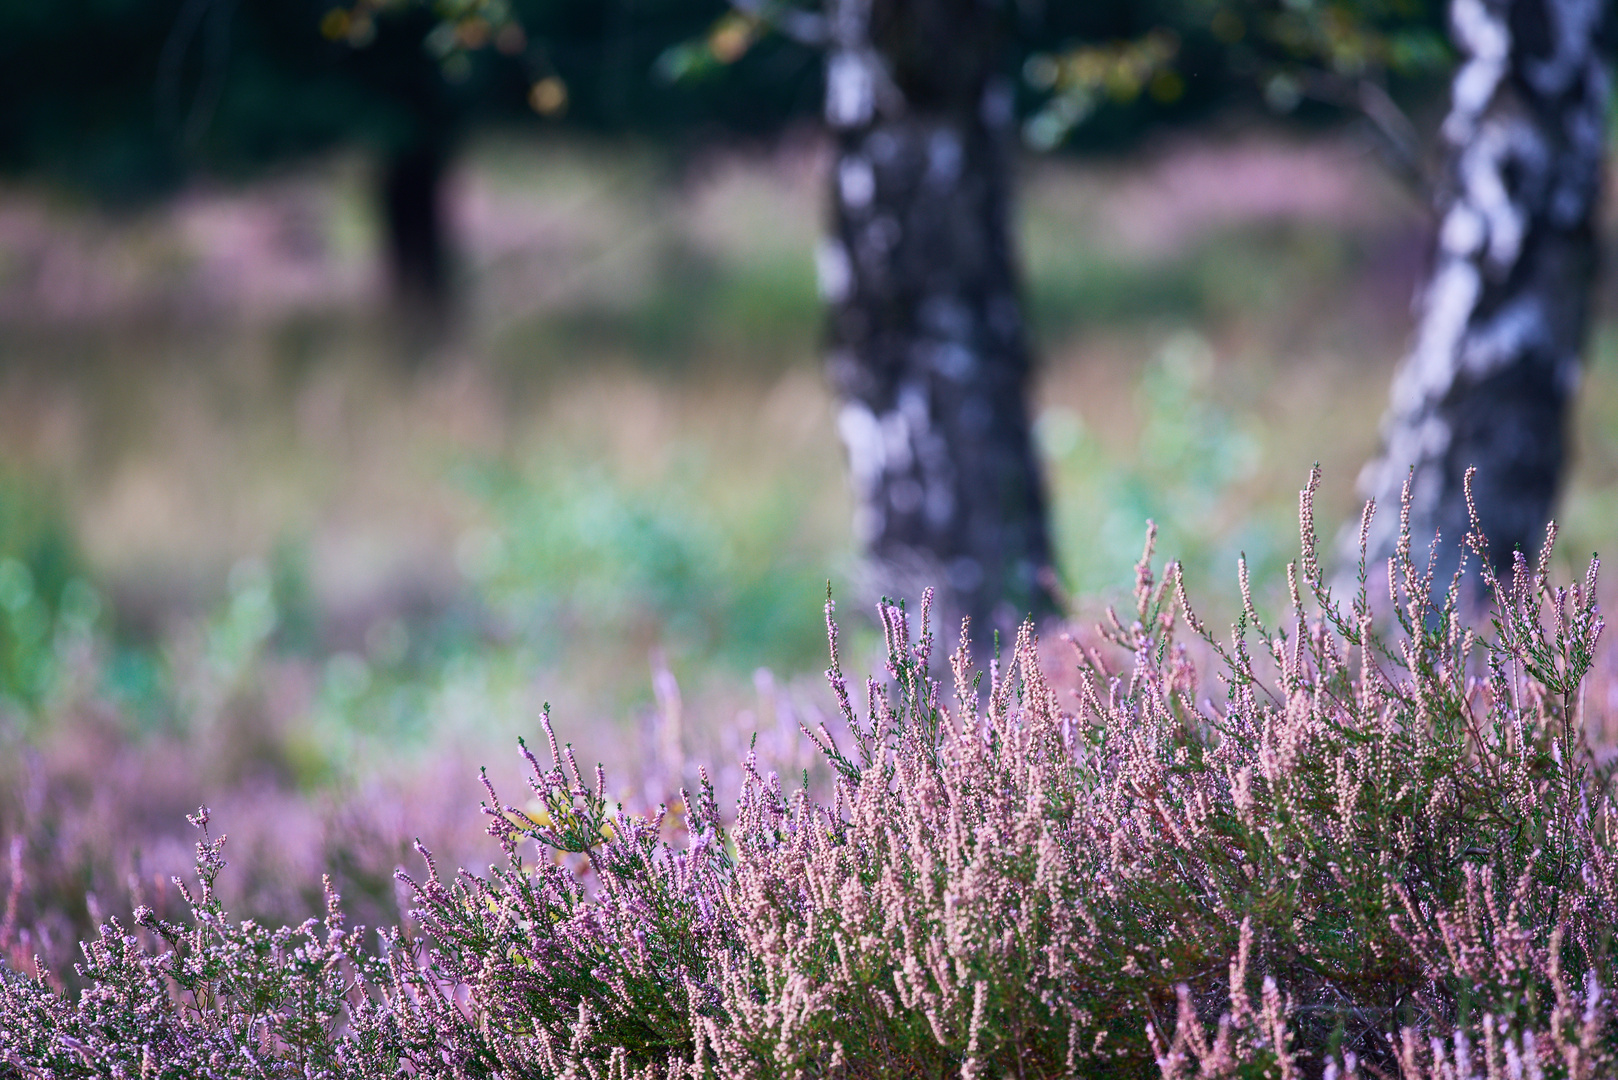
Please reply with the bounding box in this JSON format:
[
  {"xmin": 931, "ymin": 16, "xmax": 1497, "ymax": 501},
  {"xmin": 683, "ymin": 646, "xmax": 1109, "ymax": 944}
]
[
  {"xmin": 381, "ymin": 138, "xmax": 451, "ymax": 317},
  {"xmin": 821, "ymin": 0, "xmax": 1056, "ymax": 645},
  {"xmin": 1352, "ymin": 0, "xmax": 1608, "ymax": 589}
]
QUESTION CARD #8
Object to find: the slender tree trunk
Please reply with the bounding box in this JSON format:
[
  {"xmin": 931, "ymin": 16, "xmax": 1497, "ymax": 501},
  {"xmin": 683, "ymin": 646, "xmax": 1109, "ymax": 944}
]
[
  {"xmin": 381, "ymin": 138, "xmax": 451, "ymax": 317},
  {"xmin": 821, "ymin": 0, "xmax": 1056, "ymax": 645},
  {"xmin": 1352, "ymin": 0, "xmax": 1608, "ymax": 590}
]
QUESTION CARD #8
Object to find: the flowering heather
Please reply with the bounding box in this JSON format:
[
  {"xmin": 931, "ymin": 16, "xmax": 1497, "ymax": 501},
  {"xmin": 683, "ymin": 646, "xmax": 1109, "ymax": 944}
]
[{"xmin": 3, "ymin": 467, "xmax": 1616, "ymax": 1078}]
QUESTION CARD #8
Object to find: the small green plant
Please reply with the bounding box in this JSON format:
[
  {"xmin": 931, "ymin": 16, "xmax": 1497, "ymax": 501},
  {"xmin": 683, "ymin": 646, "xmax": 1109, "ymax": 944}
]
[{"xmin": 0, "ymin": 479, "xmax": 95, "ymax": 720}]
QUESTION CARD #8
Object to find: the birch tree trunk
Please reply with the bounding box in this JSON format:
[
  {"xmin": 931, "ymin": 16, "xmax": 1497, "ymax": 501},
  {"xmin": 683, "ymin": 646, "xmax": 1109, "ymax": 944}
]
[
  {"xmin": 821, "ymin": 0, "xmax": 1056, "ymax": 644},
  {"xmin": 382, "ymin": 137, "xmax": 451, "ymax": 316},
  {"xmin": 1353, "ymin": 0, "xmax": 1608, "ymax": 589}
]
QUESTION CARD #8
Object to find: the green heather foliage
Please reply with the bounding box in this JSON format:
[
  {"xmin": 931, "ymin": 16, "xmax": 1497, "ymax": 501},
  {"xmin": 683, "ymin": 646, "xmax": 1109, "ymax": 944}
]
[{"xmin": 3, "ymin": 467, "xmax": 1616, "ymax": 1078}]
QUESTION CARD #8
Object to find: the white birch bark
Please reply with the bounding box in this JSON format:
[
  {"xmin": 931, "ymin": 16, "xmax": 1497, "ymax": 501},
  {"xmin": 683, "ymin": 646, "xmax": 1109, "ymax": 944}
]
[
  {"xmin": 1353, "ymin": 0, "xmax": 1608, "ymax": 589},
  {"xmin": 822, "ymin": 0, "xmax": 1056, "ymax": 642}
]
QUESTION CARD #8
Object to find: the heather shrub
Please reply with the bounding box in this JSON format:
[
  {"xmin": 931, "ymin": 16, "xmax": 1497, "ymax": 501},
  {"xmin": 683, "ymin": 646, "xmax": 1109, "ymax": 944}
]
[
  {"xmin": 0, "ymin": 809, "xmax": 398, "ymax": 1077},
  {"xmin": 4, "ymin": 467, "xmax": 1616, "ymax": 1078}
]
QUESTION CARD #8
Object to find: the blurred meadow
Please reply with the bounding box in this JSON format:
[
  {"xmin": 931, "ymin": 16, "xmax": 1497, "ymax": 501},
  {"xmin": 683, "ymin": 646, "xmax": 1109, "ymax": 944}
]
[{"xmin": 4, "ymin": 123, "xmax": 1618, "ymax": 968}]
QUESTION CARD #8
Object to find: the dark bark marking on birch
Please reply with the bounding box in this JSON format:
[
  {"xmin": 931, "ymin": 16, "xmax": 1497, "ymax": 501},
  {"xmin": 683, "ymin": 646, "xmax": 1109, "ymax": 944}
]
[{"xmin": 822, "ymin": 0, "xmax": 1056, "ymax": 644}]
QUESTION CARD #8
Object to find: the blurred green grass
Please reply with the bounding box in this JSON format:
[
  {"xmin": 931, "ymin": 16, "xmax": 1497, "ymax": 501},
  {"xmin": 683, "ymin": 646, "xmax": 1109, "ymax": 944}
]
[{"xmin": 0, "ymin": 131, "xmax": 1613, "ymax": 792}]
